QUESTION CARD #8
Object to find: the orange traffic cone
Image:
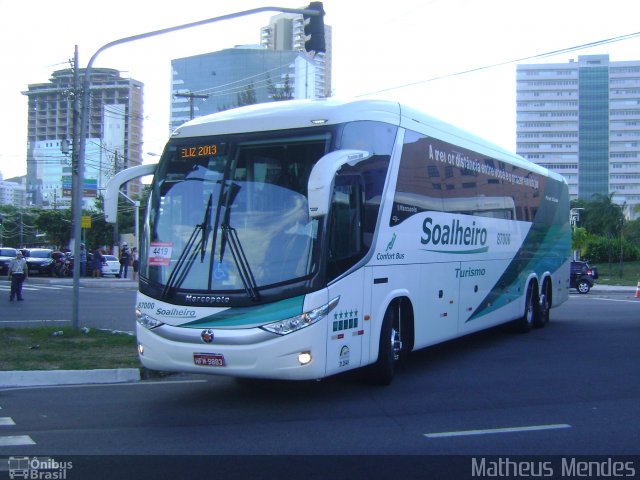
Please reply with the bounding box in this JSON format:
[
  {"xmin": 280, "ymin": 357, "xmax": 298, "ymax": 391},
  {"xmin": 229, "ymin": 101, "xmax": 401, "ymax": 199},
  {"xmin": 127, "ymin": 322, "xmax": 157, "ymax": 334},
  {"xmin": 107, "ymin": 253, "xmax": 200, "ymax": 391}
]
[{"xmin": 635, "ymin": 281, "xmax": 640, "ymax": 299}]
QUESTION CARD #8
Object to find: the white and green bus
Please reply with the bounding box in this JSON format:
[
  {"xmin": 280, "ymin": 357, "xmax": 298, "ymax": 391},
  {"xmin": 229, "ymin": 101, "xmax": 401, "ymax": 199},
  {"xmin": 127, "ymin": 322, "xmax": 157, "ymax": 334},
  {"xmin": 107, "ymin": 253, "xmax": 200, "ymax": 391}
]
[{"xmin": 125, "ymin": 98, "xmax": 571, "ymax": 384}]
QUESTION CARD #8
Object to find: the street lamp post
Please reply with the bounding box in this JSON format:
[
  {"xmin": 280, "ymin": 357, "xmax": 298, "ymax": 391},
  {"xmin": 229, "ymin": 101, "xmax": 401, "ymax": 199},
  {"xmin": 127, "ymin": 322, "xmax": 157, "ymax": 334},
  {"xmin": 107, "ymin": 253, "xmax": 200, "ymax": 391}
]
[
  {"xmin": 569, "ymin": 207, "xmax": 584, "ymax": 260},
  {"xmin": 119, "ymin": 191, "xmax": 140, "ymax": 249},
  {"xmin": 72, "ymin": 5, "xmax": 325, "ymax": 329}
]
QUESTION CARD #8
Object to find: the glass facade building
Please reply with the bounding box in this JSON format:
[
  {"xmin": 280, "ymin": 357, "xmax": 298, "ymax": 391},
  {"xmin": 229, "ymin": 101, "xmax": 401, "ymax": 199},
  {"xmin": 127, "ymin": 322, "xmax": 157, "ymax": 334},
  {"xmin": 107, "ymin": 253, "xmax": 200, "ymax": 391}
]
[
  {"xmin": 578, "ymin": 64, "xmax": 609, "ymax": 199},
  {"xmin": 170, "ymin": 47, "xmax": 315, "ymax": 131}
]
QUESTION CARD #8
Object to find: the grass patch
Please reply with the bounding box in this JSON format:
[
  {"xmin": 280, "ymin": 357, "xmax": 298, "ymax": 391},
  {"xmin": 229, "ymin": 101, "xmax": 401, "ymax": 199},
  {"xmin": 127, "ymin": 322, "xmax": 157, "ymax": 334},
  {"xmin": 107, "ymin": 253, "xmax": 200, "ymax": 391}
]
[
  {"xmin": 591, "ymin": 260, "xmax": 640, "ymax": 286},
  {"xmin": 0, "ymin": 326, "xmax": 141, "ymax": 371}
]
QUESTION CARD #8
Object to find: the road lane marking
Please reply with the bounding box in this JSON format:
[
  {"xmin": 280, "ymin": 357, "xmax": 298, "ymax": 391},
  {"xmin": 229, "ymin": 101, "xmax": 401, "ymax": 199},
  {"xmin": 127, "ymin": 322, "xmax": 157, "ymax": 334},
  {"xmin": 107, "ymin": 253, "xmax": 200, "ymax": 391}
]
[
  {"xmin": 0, "ymin": 417, "xmax": 16, "ymax": 426},
  {"xmin": 424, "ymin": 423, "xmax": 571, "ymax": 438},
  {"xmin": 0, "ymin": 435, "xmax": 36, "ymax": 446}
]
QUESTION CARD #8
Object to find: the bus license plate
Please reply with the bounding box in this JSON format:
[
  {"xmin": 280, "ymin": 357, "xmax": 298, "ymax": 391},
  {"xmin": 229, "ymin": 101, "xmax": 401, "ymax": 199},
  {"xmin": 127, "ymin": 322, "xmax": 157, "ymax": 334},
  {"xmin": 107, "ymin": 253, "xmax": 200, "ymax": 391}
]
[{"xmin": 193, "ymin": 353, "xmax": 226, "ymax": 367}]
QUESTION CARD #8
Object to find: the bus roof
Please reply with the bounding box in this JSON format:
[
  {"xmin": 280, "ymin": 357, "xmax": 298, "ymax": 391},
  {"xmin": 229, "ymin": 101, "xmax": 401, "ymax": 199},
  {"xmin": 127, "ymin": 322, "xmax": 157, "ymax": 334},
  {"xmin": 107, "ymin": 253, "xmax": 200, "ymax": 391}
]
[{"xmin": 171, "ymin": 98, "xmax": 565, "ymax": 184}]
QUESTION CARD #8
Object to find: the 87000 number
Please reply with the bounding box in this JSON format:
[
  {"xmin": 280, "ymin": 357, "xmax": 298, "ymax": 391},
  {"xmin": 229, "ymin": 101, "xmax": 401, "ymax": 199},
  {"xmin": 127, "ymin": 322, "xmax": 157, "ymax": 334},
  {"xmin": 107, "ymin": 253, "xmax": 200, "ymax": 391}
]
[{"xmin": 497, "ymin": 233, "xmax": 511, "ymax": 245}]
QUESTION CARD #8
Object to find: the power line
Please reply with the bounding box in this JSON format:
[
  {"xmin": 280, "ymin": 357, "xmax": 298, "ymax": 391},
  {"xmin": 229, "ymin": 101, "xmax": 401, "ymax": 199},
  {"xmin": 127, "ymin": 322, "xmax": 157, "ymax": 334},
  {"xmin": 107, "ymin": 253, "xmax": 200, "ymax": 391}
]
[{"xmin": 359, "ymin": 31, "xmax": 640, "ymax": 97}]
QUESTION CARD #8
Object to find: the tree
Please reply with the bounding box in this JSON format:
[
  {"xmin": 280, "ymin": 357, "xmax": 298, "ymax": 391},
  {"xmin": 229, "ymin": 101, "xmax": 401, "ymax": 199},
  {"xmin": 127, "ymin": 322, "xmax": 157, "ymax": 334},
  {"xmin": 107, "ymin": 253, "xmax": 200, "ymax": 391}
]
[
  {"xmin": 623, "ymin": 218, "xmax": 640, "ymax": 246},
  {"xmin": 236, "ymin": 82, "xmax": 257, "ymax": 107},
  {"xmin": 84, "ymin": 195, "xmax": 114, "ymax": 250},
  {"xmin": 34, "ymin": 209, "xmax": 72, "ymax": 248},
  {"xmin": 571, "ymin": 227, "xmax": 588, "ymax": 260},
  {"xmin": 267, "ymin": 74, "xmax": 294, "ymax": 101},
  {"xmin": 571, "ymin": 194, "xmax": 623, "ymax": 237}
]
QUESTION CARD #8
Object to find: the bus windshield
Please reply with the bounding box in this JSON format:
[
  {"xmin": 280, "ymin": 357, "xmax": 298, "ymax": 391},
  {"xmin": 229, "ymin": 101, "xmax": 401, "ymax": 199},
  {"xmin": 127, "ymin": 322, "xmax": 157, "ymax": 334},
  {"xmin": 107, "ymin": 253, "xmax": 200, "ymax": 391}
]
[{"xmin": 143, "ymin": 130, "xmax": 331, "ymax": 297}]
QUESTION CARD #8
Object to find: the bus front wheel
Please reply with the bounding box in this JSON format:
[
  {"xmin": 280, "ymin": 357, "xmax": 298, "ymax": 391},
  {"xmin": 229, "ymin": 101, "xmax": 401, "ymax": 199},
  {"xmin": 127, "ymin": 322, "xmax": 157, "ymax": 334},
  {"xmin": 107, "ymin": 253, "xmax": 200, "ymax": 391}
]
[{"xmin": 370, "ymin": 305, "xmax": 402, "ymax": 386}]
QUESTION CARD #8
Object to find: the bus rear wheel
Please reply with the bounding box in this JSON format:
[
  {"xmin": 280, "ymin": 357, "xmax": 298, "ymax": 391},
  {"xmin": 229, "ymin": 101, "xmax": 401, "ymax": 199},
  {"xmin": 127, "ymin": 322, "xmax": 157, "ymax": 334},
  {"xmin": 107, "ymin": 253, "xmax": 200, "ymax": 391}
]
[
  {"xmin": 514, "ymin": 283, "xmax": 537, "ymax": 333},
  {"xmin": 534, "ymin": 281, "xmax": 551, "ymax": 328}
]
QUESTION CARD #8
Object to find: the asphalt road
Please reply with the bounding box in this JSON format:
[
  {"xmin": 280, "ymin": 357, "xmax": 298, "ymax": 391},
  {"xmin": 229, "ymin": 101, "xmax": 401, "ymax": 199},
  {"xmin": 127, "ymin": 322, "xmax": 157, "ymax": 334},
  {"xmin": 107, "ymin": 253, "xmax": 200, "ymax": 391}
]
[
  {"xmin": 0, "ymin": 292, "xmax": 638, "ymax": 477},
  {"xmin": 0, "ymin": 280, "xmax": 638, "ymax": 478},
  {"xmin": 0, "ymin": 276, "xmax": 137, "ymax": 332}
]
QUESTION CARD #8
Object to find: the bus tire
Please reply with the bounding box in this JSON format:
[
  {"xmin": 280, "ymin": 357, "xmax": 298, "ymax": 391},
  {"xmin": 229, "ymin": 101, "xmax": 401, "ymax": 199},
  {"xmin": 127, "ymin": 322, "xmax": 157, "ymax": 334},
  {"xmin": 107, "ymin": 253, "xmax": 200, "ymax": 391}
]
[
  {"xmin": 514, "ymin": 283, "xmax": 537, "ymax": 333},
  {"xmin": 370, "ymin": 306, "xmax": 401, "ymax": 386},
  {"xmin": 534, "ymin": 280, "xmax": 551, "ymax": 328}
]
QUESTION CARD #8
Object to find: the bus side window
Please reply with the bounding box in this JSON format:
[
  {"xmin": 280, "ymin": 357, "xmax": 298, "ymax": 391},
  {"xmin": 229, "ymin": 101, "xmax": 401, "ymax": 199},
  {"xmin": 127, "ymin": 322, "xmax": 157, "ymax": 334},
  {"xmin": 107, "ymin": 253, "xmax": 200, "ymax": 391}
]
[{"xmin": 328, "ymin": 174, "xmax": 365, "ymax": 280}]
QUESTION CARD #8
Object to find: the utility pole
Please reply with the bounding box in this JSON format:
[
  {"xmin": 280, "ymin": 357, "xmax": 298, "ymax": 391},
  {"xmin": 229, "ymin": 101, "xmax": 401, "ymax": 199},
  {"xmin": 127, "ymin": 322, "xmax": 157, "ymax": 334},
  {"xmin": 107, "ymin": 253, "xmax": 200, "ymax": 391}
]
[
  {"xmin": 70, "ymin": 45, "xmax": 82, "ymax": 329},
  {"xmin": 175, "ymin": 92, "xmax": 209, "ymax": 120}
]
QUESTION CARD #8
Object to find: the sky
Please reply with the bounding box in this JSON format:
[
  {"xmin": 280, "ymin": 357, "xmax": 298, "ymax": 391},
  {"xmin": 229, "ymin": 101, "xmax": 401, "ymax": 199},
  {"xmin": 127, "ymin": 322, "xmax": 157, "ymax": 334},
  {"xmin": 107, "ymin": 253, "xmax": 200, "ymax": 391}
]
[{"xmin": 2, "ymin": 0, "xmax": 640, "ymax": 180}]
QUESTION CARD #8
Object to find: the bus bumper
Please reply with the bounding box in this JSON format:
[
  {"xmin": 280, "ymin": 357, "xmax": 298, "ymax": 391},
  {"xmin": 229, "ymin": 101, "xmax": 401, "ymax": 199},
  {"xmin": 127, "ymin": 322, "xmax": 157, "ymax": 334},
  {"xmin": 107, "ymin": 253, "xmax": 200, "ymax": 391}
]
[{"xmin": 136, "ymin": 320, "xmax": 328, "ymax": 381}]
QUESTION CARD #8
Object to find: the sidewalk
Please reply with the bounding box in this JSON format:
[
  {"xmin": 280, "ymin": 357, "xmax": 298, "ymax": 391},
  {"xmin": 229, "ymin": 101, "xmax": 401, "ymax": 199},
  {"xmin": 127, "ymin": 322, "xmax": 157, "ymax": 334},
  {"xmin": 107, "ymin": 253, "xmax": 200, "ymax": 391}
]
[
  {"xmin": 590, "ymin": 284, "xmax": 638, "ymax": 293},
  {"xmin": 27, "ymin": 275, "xmax": 138, "ymax": 289},
  {"xmin": 0, "ymin": 369, "xmax": 141, "ymax": 388}
]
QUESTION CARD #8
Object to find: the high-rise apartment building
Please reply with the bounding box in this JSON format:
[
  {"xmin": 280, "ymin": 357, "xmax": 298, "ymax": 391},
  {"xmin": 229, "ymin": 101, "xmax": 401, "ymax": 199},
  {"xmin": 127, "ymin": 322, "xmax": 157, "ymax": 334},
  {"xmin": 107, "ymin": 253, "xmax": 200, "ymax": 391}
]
[
  {"xmin": 0, "ymin": 175, "xmax": 26, "ymax": 208},
  {"xmin": 23, "ymin": 68, "xmax": 143, "ymax": 208},
  {"xmin": 516, "ymin": 55, "xmax": 640, "ymax": 218},
  {"xmin": 260, "ymin": 12, "xmax": 332, "ymax": 98}
]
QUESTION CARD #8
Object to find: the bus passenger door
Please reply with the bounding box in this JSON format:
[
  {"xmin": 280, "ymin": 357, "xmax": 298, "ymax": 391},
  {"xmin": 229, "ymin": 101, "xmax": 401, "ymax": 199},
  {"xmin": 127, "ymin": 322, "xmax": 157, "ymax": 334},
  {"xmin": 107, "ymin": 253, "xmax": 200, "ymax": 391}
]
[{"xmin": 324, "ymin": 174, "xmax": 367, "ymax": 376}]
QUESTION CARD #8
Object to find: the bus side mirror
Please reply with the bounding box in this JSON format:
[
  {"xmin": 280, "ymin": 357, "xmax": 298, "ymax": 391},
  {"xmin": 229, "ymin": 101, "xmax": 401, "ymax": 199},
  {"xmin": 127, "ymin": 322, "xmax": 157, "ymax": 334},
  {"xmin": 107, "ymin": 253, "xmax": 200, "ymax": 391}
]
[
  {"xmin": 104, "ymin": 163, "xmax": 157, "ymax": 223},
  {"xmin": 307, "ymin": 150, "xmax": 371, "ymax": 218}
]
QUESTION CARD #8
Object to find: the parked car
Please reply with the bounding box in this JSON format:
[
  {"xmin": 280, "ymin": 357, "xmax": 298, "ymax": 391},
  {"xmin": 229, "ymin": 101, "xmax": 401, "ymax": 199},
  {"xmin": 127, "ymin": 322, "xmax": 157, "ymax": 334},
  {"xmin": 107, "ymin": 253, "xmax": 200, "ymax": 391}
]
[
  {"xmin": 0, "ymin": 247, "xmax": 18, "ymax": 275},
  {"xmin": 101, "ymin": 254, "xmax": 121, "ymax": 277},
  {"xmin": 21, "ymin": 248, "xmax": 55, "ymax": 276},
  {"xmin": 570, "ymin": 260, "xmax": 598, "ymax": 294}
]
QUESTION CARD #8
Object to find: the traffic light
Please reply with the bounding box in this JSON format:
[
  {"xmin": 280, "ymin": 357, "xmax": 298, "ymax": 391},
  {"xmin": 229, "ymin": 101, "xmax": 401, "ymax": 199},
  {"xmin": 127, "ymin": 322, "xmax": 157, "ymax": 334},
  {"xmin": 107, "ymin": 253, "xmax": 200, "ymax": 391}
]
[{"xmin": 304, "ymin": 2, "xmax": 326, "ymax": 54}]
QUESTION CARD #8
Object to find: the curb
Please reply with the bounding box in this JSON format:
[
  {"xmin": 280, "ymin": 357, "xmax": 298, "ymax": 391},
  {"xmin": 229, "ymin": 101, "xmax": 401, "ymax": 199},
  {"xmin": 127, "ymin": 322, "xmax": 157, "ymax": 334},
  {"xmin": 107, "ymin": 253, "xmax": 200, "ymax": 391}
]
[
  {"xmin": 26, "ymin": 277, "xmax": 138, "ymax": 289},
  {"xmin": 590, "ymin": 285, "xmax": 637, "ymax": 293},
  {"xmin": 0, "ymin": 368, "xmax": 141, "ymax": 388}
]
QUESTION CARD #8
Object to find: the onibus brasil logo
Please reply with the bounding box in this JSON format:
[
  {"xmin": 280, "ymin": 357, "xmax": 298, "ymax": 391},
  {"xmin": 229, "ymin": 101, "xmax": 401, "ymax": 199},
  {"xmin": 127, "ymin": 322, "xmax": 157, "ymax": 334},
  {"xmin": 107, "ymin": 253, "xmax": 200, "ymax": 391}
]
[
  {"xmin": 8, "ymin": 456, "xmax": 73, "ymax": 479},
  {"xmin": 421, "ymin": 217, "xmax": 488, "ymax": 254}
]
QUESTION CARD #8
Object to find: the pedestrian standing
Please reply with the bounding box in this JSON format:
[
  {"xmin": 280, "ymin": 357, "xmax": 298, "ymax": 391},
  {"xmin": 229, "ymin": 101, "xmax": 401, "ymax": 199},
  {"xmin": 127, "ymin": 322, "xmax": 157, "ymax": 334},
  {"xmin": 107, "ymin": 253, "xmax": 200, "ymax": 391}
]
[
  {"xmin": 92, "ymin": 248, "xmax": 103, "ymax": 278},
  {"xmin": 7, "ymin": 251, "xmax": 28, "ymax": 301},
  {"xmin": 130, "ymin": 247, "xmax": 139, "ymax": 281},
  {"xmin": 119, "ymin": 243, "xmax": 130, "ymax": 279},
  {"xmin": 79, "ymin": 243, "xmax": 87, "ymax": 277}
]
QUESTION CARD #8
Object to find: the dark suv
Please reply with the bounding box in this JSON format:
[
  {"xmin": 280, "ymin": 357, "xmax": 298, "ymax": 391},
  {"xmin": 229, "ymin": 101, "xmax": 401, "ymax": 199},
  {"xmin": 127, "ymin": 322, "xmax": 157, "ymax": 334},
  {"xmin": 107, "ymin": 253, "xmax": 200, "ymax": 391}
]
[{"xmin": 570, "ymin": 260, "xmax": 599, "ymax": 294}]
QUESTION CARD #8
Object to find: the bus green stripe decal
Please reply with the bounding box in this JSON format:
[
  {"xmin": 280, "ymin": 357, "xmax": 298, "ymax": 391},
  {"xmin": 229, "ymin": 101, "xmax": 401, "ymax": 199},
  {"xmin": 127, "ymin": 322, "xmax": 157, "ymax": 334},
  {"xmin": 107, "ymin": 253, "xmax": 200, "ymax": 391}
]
[
  {"xmin": 466, "ymin": 178, "xmax": 571, "ymax": 322},
  {"xmin": 420, "ymin": 246, "xmax": 489, "ymax": 255},
  {"xmin": 182, "ymin": 295, "xmax": 305, "ymax": 328}
]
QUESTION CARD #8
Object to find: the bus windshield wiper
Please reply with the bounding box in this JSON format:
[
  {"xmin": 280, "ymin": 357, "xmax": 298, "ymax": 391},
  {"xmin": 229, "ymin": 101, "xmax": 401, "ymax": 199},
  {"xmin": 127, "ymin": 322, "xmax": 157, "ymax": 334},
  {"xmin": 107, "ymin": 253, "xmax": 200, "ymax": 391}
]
[
  {"xmin": 218, "ymin": 182, "xmax": 260, "ymax": 301},
  {"xmin": 218, "ymin": 182, "xmax": 240, "ymax": 263},
  {"xmin": 221, "ymin": 224, "xmax": 260, "ymax": 301},
  {"xmin": 200, "ymin": 193, "xmax": 213, "ymax": 261},
  {"xmin": 161, "ymin": 193, "xmax": 213, "ymax": 298}
]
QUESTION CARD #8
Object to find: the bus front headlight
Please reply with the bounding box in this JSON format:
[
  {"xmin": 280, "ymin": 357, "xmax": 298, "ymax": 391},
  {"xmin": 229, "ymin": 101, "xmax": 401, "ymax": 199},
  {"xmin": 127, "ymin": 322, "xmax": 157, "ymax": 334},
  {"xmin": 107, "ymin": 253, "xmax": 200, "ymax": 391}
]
[
  {"xmin": 136, "ymin": 309, "xmax": 164, "ymax": 330},
  {"xmin": 260, "ymin": 296, "xmax": 340, "ymax": 335}
]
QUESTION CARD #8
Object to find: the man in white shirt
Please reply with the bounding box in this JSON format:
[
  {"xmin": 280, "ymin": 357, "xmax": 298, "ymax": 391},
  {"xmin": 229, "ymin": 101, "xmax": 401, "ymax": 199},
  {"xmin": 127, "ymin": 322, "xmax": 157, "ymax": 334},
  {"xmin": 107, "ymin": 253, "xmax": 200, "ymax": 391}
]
[{"xmin": 7, "ymin": 251, "xmax": 28, "ymax": 302}]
